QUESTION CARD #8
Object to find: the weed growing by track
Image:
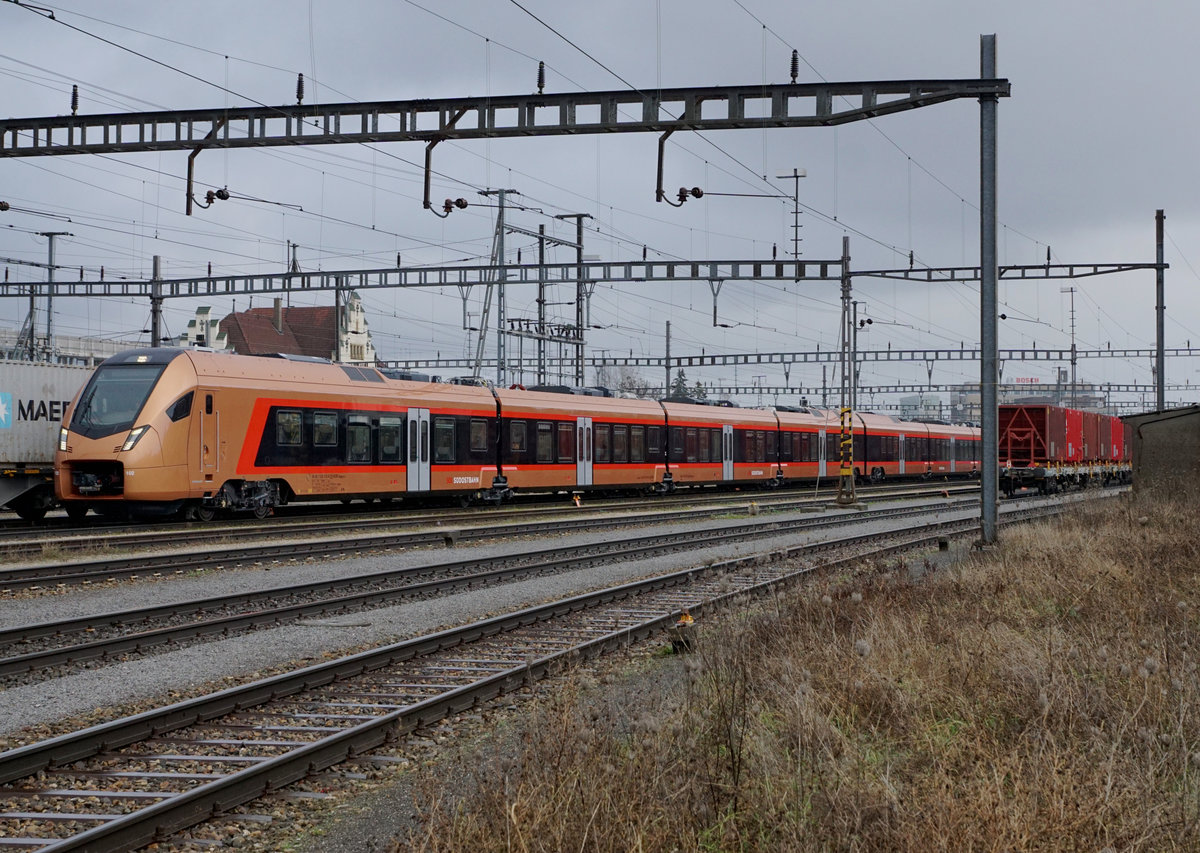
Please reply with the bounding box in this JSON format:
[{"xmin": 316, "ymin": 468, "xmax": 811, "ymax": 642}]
[{"xmin": 400, "ymin": 491, "xmax": 1200, "ymax": 851}]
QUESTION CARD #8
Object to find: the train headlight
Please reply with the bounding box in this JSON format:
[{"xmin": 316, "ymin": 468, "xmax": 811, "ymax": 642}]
[
  {"xmin": 121, "ymin": 425, "xmax": 150, "ymax": 452},
  {"xmin": 58, "ymin": 427, "xmax": 69, "ymax": 452}
]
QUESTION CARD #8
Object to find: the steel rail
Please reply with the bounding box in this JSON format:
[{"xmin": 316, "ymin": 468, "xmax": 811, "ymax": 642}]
[
  {"xmin": 0, "ymin": 487, "xmax": 979, "ymax": 589},
  {"xmin": 0, "ymin": 498, "xmax": 977, "ymax": 676},
  {"xmin": 0, "ymin": 502, "xmax": 1058, "ymax": 851},
  {"xmin": 0, "ymin": 480, "xmax": 977, "ymax": 555}
]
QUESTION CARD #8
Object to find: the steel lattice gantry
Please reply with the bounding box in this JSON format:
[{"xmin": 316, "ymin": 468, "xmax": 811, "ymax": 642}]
[{"xmin": 0, "ymin": 80, "xmax": 1008, "ymax": 157}]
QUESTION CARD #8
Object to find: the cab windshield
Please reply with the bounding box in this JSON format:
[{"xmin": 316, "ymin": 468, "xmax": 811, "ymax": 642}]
[{"xmin": 70, "ymin": 363, "xmax": 167, "ymax": 439}]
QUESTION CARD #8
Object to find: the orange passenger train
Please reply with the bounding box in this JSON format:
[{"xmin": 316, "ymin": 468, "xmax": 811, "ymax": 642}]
[{"xmin": 54, "ymin": 348, "xmax": 982, "ymax": 520}]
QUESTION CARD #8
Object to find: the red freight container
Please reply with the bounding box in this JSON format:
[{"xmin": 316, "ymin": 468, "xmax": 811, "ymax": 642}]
[
  {"xmin": 1099, "ymin": 415, "xmax": 1113, "ymax": 461},
  {"xmin": 1063, "ymin": 408, "xmax": 1084, "ymax": 462},
  {"xmin": 1110, "ymin": 417, "xmax": 1124, "ymax": 461},
  {"xmin": 1000, "ymin": 404, "xmax": 1069, "ymax": 466},
  {"xmin": 1081, "ymin": 411, "xmax": 1101, "ymax": 462}
]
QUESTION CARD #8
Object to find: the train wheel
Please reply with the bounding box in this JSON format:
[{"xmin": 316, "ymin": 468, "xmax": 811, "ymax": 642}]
[
  {"xmin": 252, "ymin": 504, "xmax": 272, "ymax": 519},
  {"xmin": 65, "ymin": 503, "xmax": 89, "ymax": 522},
  {"xmin": 13, "ymin": 503, "xmax": 47, "ymax": 522},
  {"xmin": 188, "ymin": 503, "xmax": 217, "ymax": 522}
]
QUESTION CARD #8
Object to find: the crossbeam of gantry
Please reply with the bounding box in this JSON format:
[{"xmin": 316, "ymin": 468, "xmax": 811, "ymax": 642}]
[
  {"xmin": 0, "ymin": 80, "xmax": 1009, "ymax": 157},
  {"xmin": 855, "ymin": 262, "xmax": 1166, "ymax": 282},
  {"xmin": 0, "ymin": 259, "xmax": 839, "ymax": 299},
  {"xmin": 384, "ymin": 347, "xmax": 1200, "ymax": 371}
]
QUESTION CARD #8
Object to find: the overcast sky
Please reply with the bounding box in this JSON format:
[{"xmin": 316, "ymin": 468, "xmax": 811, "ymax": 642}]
[{"xmin": 2, "ymin": 0, "xmax": 1197, "ymax": 407}]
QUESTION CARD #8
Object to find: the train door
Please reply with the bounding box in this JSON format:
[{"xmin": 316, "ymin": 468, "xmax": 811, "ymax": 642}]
[
  {"xmin": 818, "ymin": 429, "xmax": 827, "ymax": 478},
  {"xmin": 200, "ymin": 391, "xmax": 218, "ymax": 476},
  {"xmin": 406, "ymin": 408, "xmax": 431, "ymax": 492},
  {"xmin": 898, "ymin": 432, "xmax": 906, "ymax": 475},
  {"xmin": 576, "ymin": 416, "xmax": 593, "ymax": 486},
  {"xmin": 722, "ymin": 424, "xmax": 734, "ymax": 480}
]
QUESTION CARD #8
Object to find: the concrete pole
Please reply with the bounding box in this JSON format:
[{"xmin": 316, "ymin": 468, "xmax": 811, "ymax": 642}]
[{"xmin": 980, "ymin": 34, "xmax": 1000, "ymax": 545}]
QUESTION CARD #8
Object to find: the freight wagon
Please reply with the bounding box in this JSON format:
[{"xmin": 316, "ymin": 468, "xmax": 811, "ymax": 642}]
[
  {"xmin": 0, "ymin": 360, "xmax": 91, "ymax": 520},
  {"xmin": 999, "ymin": 403, "xmax": 1131, "ymax": 495}
]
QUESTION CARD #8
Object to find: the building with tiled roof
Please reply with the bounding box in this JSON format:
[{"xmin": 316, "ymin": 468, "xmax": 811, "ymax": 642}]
[{"xmin": 176, "ymin": 293, "xmax": 376, "ymax": 364}]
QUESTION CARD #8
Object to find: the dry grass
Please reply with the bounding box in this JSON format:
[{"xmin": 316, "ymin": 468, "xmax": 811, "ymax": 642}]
[{"xmin": 401, "ymin": 492, "xmax": 1200, "ymax": 852}]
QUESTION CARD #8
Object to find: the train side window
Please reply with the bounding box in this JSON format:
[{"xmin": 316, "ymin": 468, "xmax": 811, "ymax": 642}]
[
  {"xmin": 648, "ymin": 426, "xmax": 662, "ymax": 458},
  {"xmin": 578, "ymin": 426, "xmax": 585, "ymax": 461},
  {"xmin": 631, "ymin": 425, "xmax": 645, "ymax": 462},
  {"xmin": 277, "ymin": 410, "xmax": 302, "ymax": 446},
  {"xmin": 510, "ymin": 420, "xmax": 527, "ymax": 453},
  {"xmin": 433, "ymin": 418, "xmax": 456, "ymax": 463},
  {"xmin": 557, "ymin": 422, "xmax": 574, "ymax": 463},
  {"xmin": 313, "ymin": 412, "xmax": 338, "ymax": 446},
  {"xmin": 347, "ymin": 418, "xmax": 371, "ymax": 463},
  {"xmin": 536, "ymin": 422, "xmax": 554, "ymax": 463},
  {"xmin": 469, "ymin": 418, "xmax": 489, "ymax": 454},
  {"xmin": 379, "ymin": 418, "xmax": 402, "ymax": 463},
  {"xmin": 594, "ymin": 424, "xmax": 611, "ymax": 463},
  {"xmin": 409, "ymin": 421, "xmax": 419, "ymax": 462},
  {"xmin": 205, "ymin": 394, "xmax": 213, "ymax": 415},
  {"xmin": 685, "ymin": 427, "xmax": 697, "ymax": 463},
  {"xmin": 756, "ymin": 431, "xmax": 766, "ymax": 463},
  {"xmin": 766, "ymin": 430, "xmax": 777, "ymax": 459},
  {"xmin": 167, "ymin": 391, "xmax": 194, "ymax": 422},
  {"xmin": 420, "ymin": 420, "xmax": 429, "ymax": 462},
  {"xmin": 613, "ymin": 425, "xmax": 628, "ymax": 463},
  {"xmin": 698, "ymin": 428, "xmax": 710, "ymax": 462},
  {"xmin": 670, "ymin": 427, "xmax": 684, "ymax": 461}
]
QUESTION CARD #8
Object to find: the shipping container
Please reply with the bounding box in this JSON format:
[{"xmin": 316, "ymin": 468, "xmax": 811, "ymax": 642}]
[
  {"xmin": 1063, "ymin": 408, "xmax": 1084, "ymax": 462},
  {"xmin": 999, "ymin": 404, "xmax": 1069, "ymax": 466},
  {"xmin": 1109, "ymin": 417, "xmax": 1123, "ymax": 460},
  {"xmin": 1081, "ymin": 411, "xmax": 1101, "ymax": 461},
  {"xmin": 1099, "ymin": 414, "xmax": 1113, "ymax": 461},
  {"xmin": 0, "ymin": 361, "xmax": 91, "ymax": 519}
]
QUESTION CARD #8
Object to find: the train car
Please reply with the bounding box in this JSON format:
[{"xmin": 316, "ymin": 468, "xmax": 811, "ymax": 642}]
[
  {"xmin": 660, "ymin": 400, "xmax": 778, "ymax": 487},
  {"xmin": 775, "ymin": 406, "xmax": 828, "ymax": 483},
  {"xmin": 494, "ymin": 387, "xmax": 667, "ymax": 494},
  {"xmin": 55, "ymin": 348, "xmax": 503, "ymax": 520},
  {"xmin": 1000, "ymin": 403, "xmax": 1130, "ymax": 494},
  {"xmin": 56, "ymin": 347, "xmax": 990, "ymax": 520},
  {"xmin": 0, "ymin": 360, "xmax": 91, "ymax": 520}
]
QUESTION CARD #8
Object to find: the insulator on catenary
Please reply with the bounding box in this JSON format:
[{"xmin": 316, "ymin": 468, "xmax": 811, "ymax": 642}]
[
  {"xmin": 71, "ymin": 84, "xmax": 79, "ymax": 115},
  {"xmin": 790, "ymin": 50, "xmax": 799, "ymax": 84},
  {"xmin": 296, "ymin": 73, "xmax": 305, "ymax": 105},
  {"xmin": 537, "ymin": 61, "xmax": 545, "ymax": 94}
]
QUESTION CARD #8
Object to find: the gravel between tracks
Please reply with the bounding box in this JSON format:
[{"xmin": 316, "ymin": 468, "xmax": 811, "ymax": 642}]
[{"xmin": 0, "ymin": 499, "xmax": 970, "ymax": 736}]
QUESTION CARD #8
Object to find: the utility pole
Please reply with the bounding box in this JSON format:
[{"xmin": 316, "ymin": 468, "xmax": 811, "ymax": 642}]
[
  {"xmin": 664, "ymin": 321, "xmax": 671, "ymax": 397},
  {"xmin": 36, "ymin": 231, "xmax": 70, "ymax": 361},
  {"xmin": 836, "ymin": 236, "xmax": 856, "ymax": 506},
  {"xmin": 555, "ymin": 213, "xmax": 591, "ymax": 385},
  {"xmin": 481, "ymin": 189, "xmax": 519, "ymax": 385},
  {"xmin": 1061, "ymin": 285, "xmax": 1077, "ymax": 406},
  {"xmin": 150, "ymin": 255, "xmax": 162, "ymax": 348},
  {"xmin": 1155, "ymin": 209, "xmax": 1165, "ymax": 410},
  {"xmin": 537, "ymin": 224, "xmax": 546, "ymax": 385},
  {"xmin": 979, "ymin": 33, "xmax": 1001, "ymax": 546},
  {"xmin": 775, "ymin": 168, "xmax": 806, "ymax": 260}
]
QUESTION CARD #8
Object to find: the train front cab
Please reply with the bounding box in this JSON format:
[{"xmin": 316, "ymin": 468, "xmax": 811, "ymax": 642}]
[{"xmin": 55, "ymin": 348, "xmax": 196, "ymax": 519}]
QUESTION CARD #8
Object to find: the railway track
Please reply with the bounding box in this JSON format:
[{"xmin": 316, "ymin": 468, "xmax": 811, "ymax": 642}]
[
  {"xmin": 0, "ymin": 485, "xmax": 980, "ymax": 590},
  {"xmin": 0, "ymin": 480, "xmax": 979, "ymax": 558},
  {"xmin": 0, "ymin": 497, "xmax": 980, "ymax": 681},
  {"xmin": 0, "ymin": 497, "xmax": 1062, "ymax": 852}
]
